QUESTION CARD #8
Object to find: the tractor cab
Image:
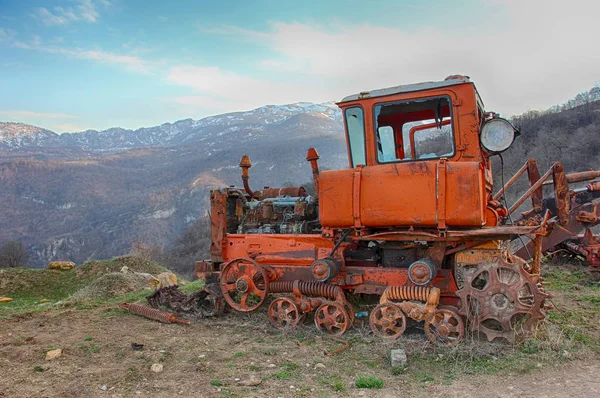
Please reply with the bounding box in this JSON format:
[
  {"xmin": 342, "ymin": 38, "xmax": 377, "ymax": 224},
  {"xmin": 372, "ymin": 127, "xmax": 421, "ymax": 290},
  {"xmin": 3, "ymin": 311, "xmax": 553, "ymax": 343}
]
[{"xmin": 318, "ymin": 76, "xmax": 516, "ymax": 231}]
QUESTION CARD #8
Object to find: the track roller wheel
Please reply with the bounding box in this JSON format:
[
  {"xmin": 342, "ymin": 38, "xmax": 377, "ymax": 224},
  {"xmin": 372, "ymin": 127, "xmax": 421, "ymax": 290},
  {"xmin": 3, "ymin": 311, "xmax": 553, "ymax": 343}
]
[
  {"xmin": 424, "ymin": 307, "xmax": 464, "ymax": 346},
  {"xmin": 314, "ymin": 302, "xmax": 351, "ymax": 335},
  {"xmin": 269, "ymin": 297, "xmax": 302, "ymax": 329},
  {"xmin": 369, "ymin": 303, "xmax": 407, "ymax": 339},
  {"xmin": 219, "ymin": 258, "xmax": 269, "ymax": 312}
]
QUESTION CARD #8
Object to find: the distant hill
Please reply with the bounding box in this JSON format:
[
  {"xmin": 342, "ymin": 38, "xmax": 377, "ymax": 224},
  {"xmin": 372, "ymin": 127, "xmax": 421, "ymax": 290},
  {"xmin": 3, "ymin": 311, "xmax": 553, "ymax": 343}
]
[{"xmin": 0, "ymin": 102, "xmax": 347, "ymax": 267}]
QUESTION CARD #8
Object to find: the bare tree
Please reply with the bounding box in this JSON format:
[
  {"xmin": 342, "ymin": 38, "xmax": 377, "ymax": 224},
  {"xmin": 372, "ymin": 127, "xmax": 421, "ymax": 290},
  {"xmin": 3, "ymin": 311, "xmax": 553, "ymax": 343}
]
[{"xmin": 0, "ymin": 241, "xmax": 29, "ymax": 268}]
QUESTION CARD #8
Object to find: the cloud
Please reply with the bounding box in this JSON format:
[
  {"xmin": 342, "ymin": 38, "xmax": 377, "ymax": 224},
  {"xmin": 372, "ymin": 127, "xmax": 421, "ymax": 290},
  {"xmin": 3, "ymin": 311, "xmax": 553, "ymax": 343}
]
[
  {"xmin": 166, "ymin": 65, "xmax": 331, "ymax": 113},
  {"xmin": 8, "ymin": 36, "xmax": 151, "ymax": 74},
  {"xmin": 198, "ymin": 0, "xmax": 600, "ymax": 115},
  {"xmin": 32, "ymin": 0, "xmax": 104, "ymax": 26},
  {"xmin": 74, "ymin": 49, "xmax": 150, "ymax": 73}
]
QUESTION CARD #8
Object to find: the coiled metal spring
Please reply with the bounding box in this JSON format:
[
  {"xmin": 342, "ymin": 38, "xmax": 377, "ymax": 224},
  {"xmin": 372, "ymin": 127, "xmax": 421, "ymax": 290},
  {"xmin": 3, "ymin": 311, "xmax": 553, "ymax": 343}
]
[
  {"xmin": 270, "ymin": 280, "xmax": 343, "ymax": 300},
  {"xmin": 120, "ymin": 302, "xmax": 190, "ymax": 325},
  {"xmin": 382, "ymin": 286, "xmax": 432, "ymax": 302}
]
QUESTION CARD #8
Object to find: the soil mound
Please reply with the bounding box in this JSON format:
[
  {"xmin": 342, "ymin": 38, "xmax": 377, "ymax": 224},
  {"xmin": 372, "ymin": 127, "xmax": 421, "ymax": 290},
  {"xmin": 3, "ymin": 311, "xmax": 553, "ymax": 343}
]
[
  {"xmin": 69, "ymin": 272, "xmax": 151, "ymax": 303},
  {"xmin": 76, "ymin": 256, "xmax": 165, "ymax": 279}
]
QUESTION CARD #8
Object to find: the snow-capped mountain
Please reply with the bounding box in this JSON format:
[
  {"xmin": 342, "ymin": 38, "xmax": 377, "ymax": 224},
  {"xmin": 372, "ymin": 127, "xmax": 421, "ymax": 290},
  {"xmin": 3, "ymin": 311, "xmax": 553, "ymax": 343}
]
[
  {"xmin": 0, "ymin": 102, "xmax": 342, "ymax": 152},
  {"xmin": 0, "ymin": 122, "xmax": 59, "ymax": 148}
]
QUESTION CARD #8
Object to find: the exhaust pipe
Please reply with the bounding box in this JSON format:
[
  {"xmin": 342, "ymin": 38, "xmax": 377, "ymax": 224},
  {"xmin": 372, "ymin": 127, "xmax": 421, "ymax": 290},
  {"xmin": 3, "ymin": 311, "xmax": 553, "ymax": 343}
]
[
  {"xmin": 239, "ymin": 155, "xmax": 254, "ymax": 197},
  {"xmin": 306, "ymin": 148, "xmax": 320, "ymax": 200}
]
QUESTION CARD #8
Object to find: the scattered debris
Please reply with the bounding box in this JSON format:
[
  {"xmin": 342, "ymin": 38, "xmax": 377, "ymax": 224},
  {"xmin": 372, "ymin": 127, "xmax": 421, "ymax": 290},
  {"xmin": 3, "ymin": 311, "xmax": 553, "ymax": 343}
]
[
  {"xmin": 314, "ymin": 363, "xmax": 326, "ymax": 370},
  {"xmin": 0, "ymin": 297, "xmax": 13, "ymax": 303},
  {"xmin": 48, "ymin": 261, "xmax": 75, "ymax": 271},
  {"xmin": 99, "ymin": 385, "xmax": 108, "ymax": 391},
  {"xmin": 151, "ymin": 363, "xmax": 163, "ymax": 373},
  {"xmin": 45, "ymin": 348, "xmax": 62, "ymax": 361},
  {"xmin": 238, "ymin": 377, "xmax": 262, "ymax": 387},
  {"xmin": 38, "ymin": 299, "xmax": 50, "ymax": 304},
  {"xmin": 119, "ymin": 303, "xmax": 190, "ymax": 325},
  {"xmin": 131, "ymin": 343, "xmax": 144, "ymax": 351},
  {"xmin": 151, "ymin": 272, "xmax": 178, "ymax": 289},
  {"xmin": 390, "ymin": 348, "xmax": 408, "ymax": 368},
  {"xmin": 146, "ymin": 283, "xmax": 224, "ymax": 319},
  {"xmin": 324, "ymin": 336, "xmax": 350, "ymax": 356}
]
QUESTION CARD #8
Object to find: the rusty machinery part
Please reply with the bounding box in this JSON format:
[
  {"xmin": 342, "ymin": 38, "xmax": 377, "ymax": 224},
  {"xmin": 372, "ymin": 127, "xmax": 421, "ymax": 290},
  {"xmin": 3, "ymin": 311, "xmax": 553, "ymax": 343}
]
[
  {"xmin": 119, "ymin": 302, "xmax": 190, "ymax": 325},
  {"xmin": 268, "ymin": 297, "xmax": 303, "ymax": 329},
  {"xmin": 219, "ymin": 257, "xmax": 269, "ymax": 312},
  {"xmin": 407, "ymin": 258, "xmax": 437, "ymax": 285},
  {"xmin": 369, "ymin": 303, "xmax": 408, "ymax": 339},
  {"xmin": 270, "ymin": 280, "xmax": 355, "ymax": 325},
  {"xmin": 379, "ymin": 285, "xmax": 440, "ymax": 322},
  {"xmin": 314, "ymin": 302, "xmax": 352, "ymax": 335},
  {"xmin": 424, "ymin": 307, "xmax": 465, "ymax": 346},
  {"xmin": 146, "ymin": 283, "xmax": 225, "ymax": 319},
  {"xmin": 306, "ymin": 147, "xmax": 320, "ymax": 200},
  {"xmin": 310, "ymin": 257, "xmax": 341, "ymax": 282},
  {"xmin": 270, "ymin": 280, "xmax": 346, "ymax": 302},
  {"xmin": 380, "ymin": 285, "xmax": 435, "ymax": 303},
  {"xmin": 455, "ymin": 256, "xmax": 548, "ymax": 343}
]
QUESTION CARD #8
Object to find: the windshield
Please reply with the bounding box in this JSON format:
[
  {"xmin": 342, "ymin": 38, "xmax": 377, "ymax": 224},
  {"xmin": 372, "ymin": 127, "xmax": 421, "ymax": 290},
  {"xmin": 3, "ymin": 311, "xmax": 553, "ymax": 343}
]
[
  {"xmin": 345, "ymin": 107, "xmax": 366, "ymax": 167},
  {"xmin": 374, "ymin": 96, "xmax": 455, "ymax": 163}
]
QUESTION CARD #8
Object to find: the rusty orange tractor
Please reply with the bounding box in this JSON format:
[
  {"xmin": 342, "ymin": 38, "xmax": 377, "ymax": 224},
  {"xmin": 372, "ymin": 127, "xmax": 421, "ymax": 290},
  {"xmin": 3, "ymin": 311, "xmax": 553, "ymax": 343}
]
[{"xmin": 195, "ymin": 75, "xmax": 600, "ymax": 344}]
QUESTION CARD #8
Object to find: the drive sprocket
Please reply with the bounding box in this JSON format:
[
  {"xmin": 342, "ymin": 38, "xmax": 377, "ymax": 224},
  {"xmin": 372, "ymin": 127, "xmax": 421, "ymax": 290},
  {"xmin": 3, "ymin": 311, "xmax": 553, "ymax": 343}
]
[{"xmin": 455, "ymin": 254, "xmax": 548, "ymax": 343}]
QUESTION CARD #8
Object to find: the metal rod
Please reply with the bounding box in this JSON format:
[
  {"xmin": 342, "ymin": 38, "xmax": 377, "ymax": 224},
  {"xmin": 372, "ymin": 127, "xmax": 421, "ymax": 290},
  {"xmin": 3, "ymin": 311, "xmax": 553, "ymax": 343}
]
[
  {"xmin": 542, "ymin": 170, "xmax": 600, "ymax": 186},
  {"xmin": 509, "ymin": 164, "xmax": 556, "ymax": 214},
  {"xmin": 493, "ymin": 160, "xmax": 530, "ymax": 201}
]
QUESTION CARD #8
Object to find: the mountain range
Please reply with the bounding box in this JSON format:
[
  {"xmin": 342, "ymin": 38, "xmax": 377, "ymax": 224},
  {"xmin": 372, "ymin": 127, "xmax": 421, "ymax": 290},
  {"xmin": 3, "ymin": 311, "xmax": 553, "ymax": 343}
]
[{"xmin": 0, "ymin": 102, "xmax": 347, "ymax": 268}]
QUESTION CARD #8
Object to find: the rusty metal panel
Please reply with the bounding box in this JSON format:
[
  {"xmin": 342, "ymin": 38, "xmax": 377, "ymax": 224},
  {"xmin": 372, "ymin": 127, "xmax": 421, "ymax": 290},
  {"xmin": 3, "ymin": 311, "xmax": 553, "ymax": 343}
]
[
  {"xmin": 339, "ymin": 77, "xmax": 471, "ymax": 103},
  {"xmin": 319, "ymin": 160, "xmax": 485, "ymax": 228}
]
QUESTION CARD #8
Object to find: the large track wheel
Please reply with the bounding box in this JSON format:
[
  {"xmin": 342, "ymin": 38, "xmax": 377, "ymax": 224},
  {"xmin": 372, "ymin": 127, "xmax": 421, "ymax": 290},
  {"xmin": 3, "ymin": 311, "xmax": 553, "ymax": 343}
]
[
  {"xmin": 269, "ymin": 297, "xmax": 302, "ymax": 329},
  {"xmin": 369, "ymin": 303, "xmax": 407, "ymax": 339},
  {"xmin": 424, "ymin": 307, "xmax": 464, "ymax": 346},
  {"xmin": 219, "ymin": 258, "xmax": 269, "ymax": 312},
  {"xmin": 314, "ymin": 302, "xmax": 351, "ymax": 335},
  {"xmin": 456, "ymin": 256, "xmax": 548, "ymax": 343}
]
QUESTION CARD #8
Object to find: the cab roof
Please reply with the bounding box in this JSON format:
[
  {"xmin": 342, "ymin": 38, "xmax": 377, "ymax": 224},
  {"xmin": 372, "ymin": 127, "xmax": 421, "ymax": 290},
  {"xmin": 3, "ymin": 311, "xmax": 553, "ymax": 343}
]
[{"xmin": 338, "ymin": 76, "xmax": 479, "ymax": 104}]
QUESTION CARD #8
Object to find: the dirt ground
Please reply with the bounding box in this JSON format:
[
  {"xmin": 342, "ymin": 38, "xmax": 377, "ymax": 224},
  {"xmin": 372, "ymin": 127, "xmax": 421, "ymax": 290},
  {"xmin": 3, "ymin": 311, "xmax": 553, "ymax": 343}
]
[{"xmin": 1, "ymin": 306, "xmax": 599, "ymax": 398}]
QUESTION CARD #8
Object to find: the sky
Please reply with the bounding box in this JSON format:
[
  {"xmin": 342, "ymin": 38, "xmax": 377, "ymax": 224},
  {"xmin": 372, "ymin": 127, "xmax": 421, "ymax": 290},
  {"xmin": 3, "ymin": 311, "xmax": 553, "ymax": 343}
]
[{"xmin": 0, "ymin": 0, "xmax": 598, "ymax": 132}]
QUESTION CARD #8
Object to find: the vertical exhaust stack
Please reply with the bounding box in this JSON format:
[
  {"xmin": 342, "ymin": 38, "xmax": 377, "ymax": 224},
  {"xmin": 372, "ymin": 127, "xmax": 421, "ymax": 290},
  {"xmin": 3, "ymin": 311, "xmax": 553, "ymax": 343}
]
[
  {"xmin": 239, "ymin": 155, "xmax": 254, "ymax": 197},
  {"xmin": 306, "ymin": 148, "xmax": 320, "ymax": 200}
]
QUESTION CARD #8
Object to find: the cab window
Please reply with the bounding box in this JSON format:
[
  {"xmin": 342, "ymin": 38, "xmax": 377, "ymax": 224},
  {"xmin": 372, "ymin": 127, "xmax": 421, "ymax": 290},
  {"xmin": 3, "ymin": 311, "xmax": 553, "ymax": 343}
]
[
  {"xmin": 374, "ymin": 96, "xmax": 455, "ymax": 162},
  {"xmin": 345, "ymin": 107, "xmax": 366, "ymax": 167}
]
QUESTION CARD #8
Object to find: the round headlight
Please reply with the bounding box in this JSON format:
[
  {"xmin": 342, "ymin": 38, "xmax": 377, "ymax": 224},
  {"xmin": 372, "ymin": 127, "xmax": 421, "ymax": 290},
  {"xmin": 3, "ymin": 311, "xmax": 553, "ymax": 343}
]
[{"xmin": 480, "ymin": 118, "xmax": 515, "ymax": 153}]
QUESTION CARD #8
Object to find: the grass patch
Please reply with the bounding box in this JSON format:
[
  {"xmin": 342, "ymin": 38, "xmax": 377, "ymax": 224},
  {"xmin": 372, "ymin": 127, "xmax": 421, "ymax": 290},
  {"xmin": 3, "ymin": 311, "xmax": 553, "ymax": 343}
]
[
  {"xmin": 260, "ymin": 347, "xmax": 277, "ymax": 356},
  {"xmin": 210, "ymin": 379, "xmax": 224, "ymax": 387},
  {"xmin": 355, "ymin": 376, "xmax": 384, "ymax": 389},
  {"xmin": 179, "ymin": 279, "xmax": 205, "ymax": 292},
  {"xmin": 274, "ymin": 371, "xmax": 293, "ymax": 379},
  {"xmin": 415, "ymin": 373, "xmax": 435, "ymax": 383},
  {"xmin": 331, "ymin": 377, "xmax": 345, "ymax": 392},
  {"xmin": 283, "ymin": 361, "xmax": 298, "ymax": 371}
]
